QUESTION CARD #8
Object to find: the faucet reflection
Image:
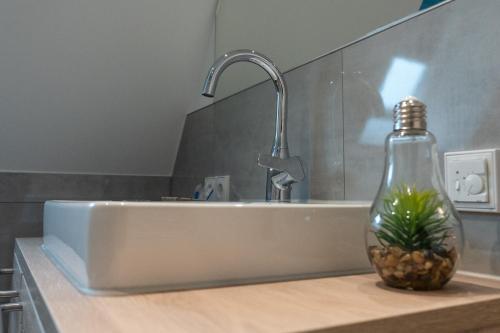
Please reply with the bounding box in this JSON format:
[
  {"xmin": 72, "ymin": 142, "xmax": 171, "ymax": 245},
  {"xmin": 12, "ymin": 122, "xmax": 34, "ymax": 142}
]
[{"xmin": 202, "ymin": 49, "xmax": 304, "ymax": 202}]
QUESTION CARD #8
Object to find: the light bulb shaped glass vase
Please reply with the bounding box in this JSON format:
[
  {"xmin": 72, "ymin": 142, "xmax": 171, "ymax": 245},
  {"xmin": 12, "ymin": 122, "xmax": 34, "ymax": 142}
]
[{"xmin": 366, "ymin": 98, "xmax": 463, "ymax": 291}]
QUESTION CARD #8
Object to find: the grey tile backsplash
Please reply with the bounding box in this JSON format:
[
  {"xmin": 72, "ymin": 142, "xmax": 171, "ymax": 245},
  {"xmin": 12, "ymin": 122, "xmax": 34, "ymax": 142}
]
[
  {"xmin": 173, "ymin": 0, "xmax": 500, "ymax": 275},
  {"xmin": 0, "ymin": 173, "xmax": 171, "ymax": 203}
]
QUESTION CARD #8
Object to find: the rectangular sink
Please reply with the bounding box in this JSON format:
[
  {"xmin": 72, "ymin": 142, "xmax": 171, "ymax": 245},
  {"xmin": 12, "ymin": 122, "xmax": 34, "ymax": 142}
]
[{"xmin": 43, "ymin": 201, "xmax": 371, "ymax": 295}]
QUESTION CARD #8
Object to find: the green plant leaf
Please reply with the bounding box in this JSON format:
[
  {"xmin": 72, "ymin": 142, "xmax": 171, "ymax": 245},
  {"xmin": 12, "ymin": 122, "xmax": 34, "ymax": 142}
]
[{"xmin": 373, "ymin": 184, "xmax": 451, "ymax": 251}]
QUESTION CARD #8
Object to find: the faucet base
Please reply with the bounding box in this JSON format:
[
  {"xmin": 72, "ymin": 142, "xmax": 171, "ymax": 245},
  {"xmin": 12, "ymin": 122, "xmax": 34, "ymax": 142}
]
[{"xmin": 266, "ymin": 169, "xmax": 292, "ymax": 202}]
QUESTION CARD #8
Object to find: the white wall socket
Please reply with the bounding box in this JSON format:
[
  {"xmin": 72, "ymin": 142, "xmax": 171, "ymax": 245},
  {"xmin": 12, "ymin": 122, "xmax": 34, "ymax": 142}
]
[
  {"xmin": 204, "ymin": 175, "xmax": 230, "ymax": 201},
  {"xmin": 444, "ymin": 149, "xmax": 500, "ymax": 213}
]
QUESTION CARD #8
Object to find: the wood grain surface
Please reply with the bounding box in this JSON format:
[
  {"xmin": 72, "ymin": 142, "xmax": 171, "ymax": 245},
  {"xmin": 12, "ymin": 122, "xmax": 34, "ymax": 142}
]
[{"xmin": 16, "ymin": 238, "xmax": 500, "ymax": 333}]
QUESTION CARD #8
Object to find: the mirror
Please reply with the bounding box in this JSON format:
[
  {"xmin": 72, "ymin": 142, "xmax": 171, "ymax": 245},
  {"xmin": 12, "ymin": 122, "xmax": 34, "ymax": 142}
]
[{"xmin": 213, "ymin": 0, "xmax": 444, "ymax": 99}]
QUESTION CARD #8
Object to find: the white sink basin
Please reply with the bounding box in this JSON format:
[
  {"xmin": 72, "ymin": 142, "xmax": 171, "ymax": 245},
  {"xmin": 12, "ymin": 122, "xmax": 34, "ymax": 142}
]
[{"xmin": 43, "ymin": 200, "xmax": 371, "ymax": 295}]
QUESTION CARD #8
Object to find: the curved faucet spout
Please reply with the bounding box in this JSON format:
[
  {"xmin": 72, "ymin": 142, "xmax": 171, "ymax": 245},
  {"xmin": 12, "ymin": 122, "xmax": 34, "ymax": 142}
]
[
  {"xmin": 202, "ymin": 50, "xmax": 303, "ymax": 202},
  {"xmin": 202, "ymin": 49, "xmax": 288, "ymax": 157}
]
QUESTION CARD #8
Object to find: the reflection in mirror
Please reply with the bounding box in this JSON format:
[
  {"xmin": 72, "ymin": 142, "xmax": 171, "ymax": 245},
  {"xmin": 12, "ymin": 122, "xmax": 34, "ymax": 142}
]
[
  {"xmin": 359, "ymin": 57, "xmax": 426, "ymax": 146},
  {"xmin": 379, "ymin": 57, "xmax": 426, "ymax": 111},
  {"xmin": 214, "ymin": 0, "xmax": 444, "ymax": 99},
  {"xmin": 359, "ymin": 57, "xmax": 427, "ymax": 146}
]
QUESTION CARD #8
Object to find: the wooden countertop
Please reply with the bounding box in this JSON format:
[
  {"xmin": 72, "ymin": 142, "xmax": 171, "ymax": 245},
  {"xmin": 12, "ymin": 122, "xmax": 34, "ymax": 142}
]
[{"xmin": 16, "ymin": 238, "xmax": 500, "ymax": 333}]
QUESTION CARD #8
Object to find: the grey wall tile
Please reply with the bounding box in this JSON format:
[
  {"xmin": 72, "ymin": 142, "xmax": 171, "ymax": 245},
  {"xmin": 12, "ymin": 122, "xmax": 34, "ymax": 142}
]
[
  {"xmin": 170, "ymin": 176, "xmax": 204, "ymax": 199},
  {"xmin": 173, "ymin": 105, "xmax": 215, "ymax": 178},
  {"xmin": 293, "ymin": 53, "xmax": 344, "ymax": 200},
  {"xmin": 461, "ymin": 213, "xmax": 500, "ymax": 275},
  {"xmin": 98, "ymin": 175, "xmax": 171, "ymax": 201},
  {"xmin": 212, "ymin": 80, "xmax": 275, "ymax": 200},
  {"xmin": 0, "ymin": 203, "xmax": 43, "ymax": 290},
  {"xmin": 0, "ymin": 173, "xmax": 171, "ymax": 203},
  {"xmin": 343, "ymin": 0, "xmax": 500, "ymax": 200}
]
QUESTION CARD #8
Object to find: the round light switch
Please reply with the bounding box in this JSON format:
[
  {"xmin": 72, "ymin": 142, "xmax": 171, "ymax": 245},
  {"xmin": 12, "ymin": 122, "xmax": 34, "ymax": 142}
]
[{"xmin": 465, "ymin": 174, "xmax": 484, "ymax": 195}]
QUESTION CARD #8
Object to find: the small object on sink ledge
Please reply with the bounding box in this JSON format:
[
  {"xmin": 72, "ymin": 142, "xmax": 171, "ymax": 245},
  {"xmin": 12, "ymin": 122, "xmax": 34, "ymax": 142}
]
[{"xmin": 366, "ymin": 97, "xmax": 464, "ymax": 291}]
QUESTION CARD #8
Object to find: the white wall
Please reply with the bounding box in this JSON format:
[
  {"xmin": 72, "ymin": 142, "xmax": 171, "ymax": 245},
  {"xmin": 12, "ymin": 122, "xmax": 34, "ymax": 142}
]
[
  {"xmin": 0, "ymin": 0, "xmax": 217, "ymax": 176},
  {"xmin": 214, "ymin": 0, "xmax": 422, "ymax": 99}
]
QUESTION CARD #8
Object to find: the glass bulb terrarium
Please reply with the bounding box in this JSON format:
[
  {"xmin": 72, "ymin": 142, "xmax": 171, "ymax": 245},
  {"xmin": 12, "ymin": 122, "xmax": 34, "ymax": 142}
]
[{"xmin": 366, "ymin": 97, "xmax": 464, "ymax": 291}]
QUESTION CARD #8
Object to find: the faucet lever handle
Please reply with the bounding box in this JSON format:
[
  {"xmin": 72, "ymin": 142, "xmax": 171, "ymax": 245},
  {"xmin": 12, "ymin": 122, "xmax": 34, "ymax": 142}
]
[{"xmin": 257, "ymin": 154, "xmax": 305, "ymax": 184}]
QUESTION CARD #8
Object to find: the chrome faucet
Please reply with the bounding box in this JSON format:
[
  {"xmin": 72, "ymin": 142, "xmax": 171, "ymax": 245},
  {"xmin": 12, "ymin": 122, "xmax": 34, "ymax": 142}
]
[{"xmin": 202, "ymin": 49, "xmax": 304, "ymax": 202}]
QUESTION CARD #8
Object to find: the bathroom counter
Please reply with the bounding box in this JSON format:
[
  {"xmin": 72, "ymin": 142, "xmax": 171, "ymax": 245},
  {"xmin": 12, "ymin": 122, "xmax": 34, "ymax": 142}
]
[{"xmin": 14, "ymin": 238, "xmax": 500, "ymax": 333}]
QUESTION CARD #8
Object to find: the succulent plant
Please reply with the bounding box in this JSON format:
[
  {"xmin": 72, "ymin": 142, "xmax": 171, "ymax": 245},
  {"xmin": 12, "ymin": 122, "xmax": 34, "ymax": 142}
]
[{"xmin": 374, "ymin": 184, "xmax": 451, "ymax": 252}]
